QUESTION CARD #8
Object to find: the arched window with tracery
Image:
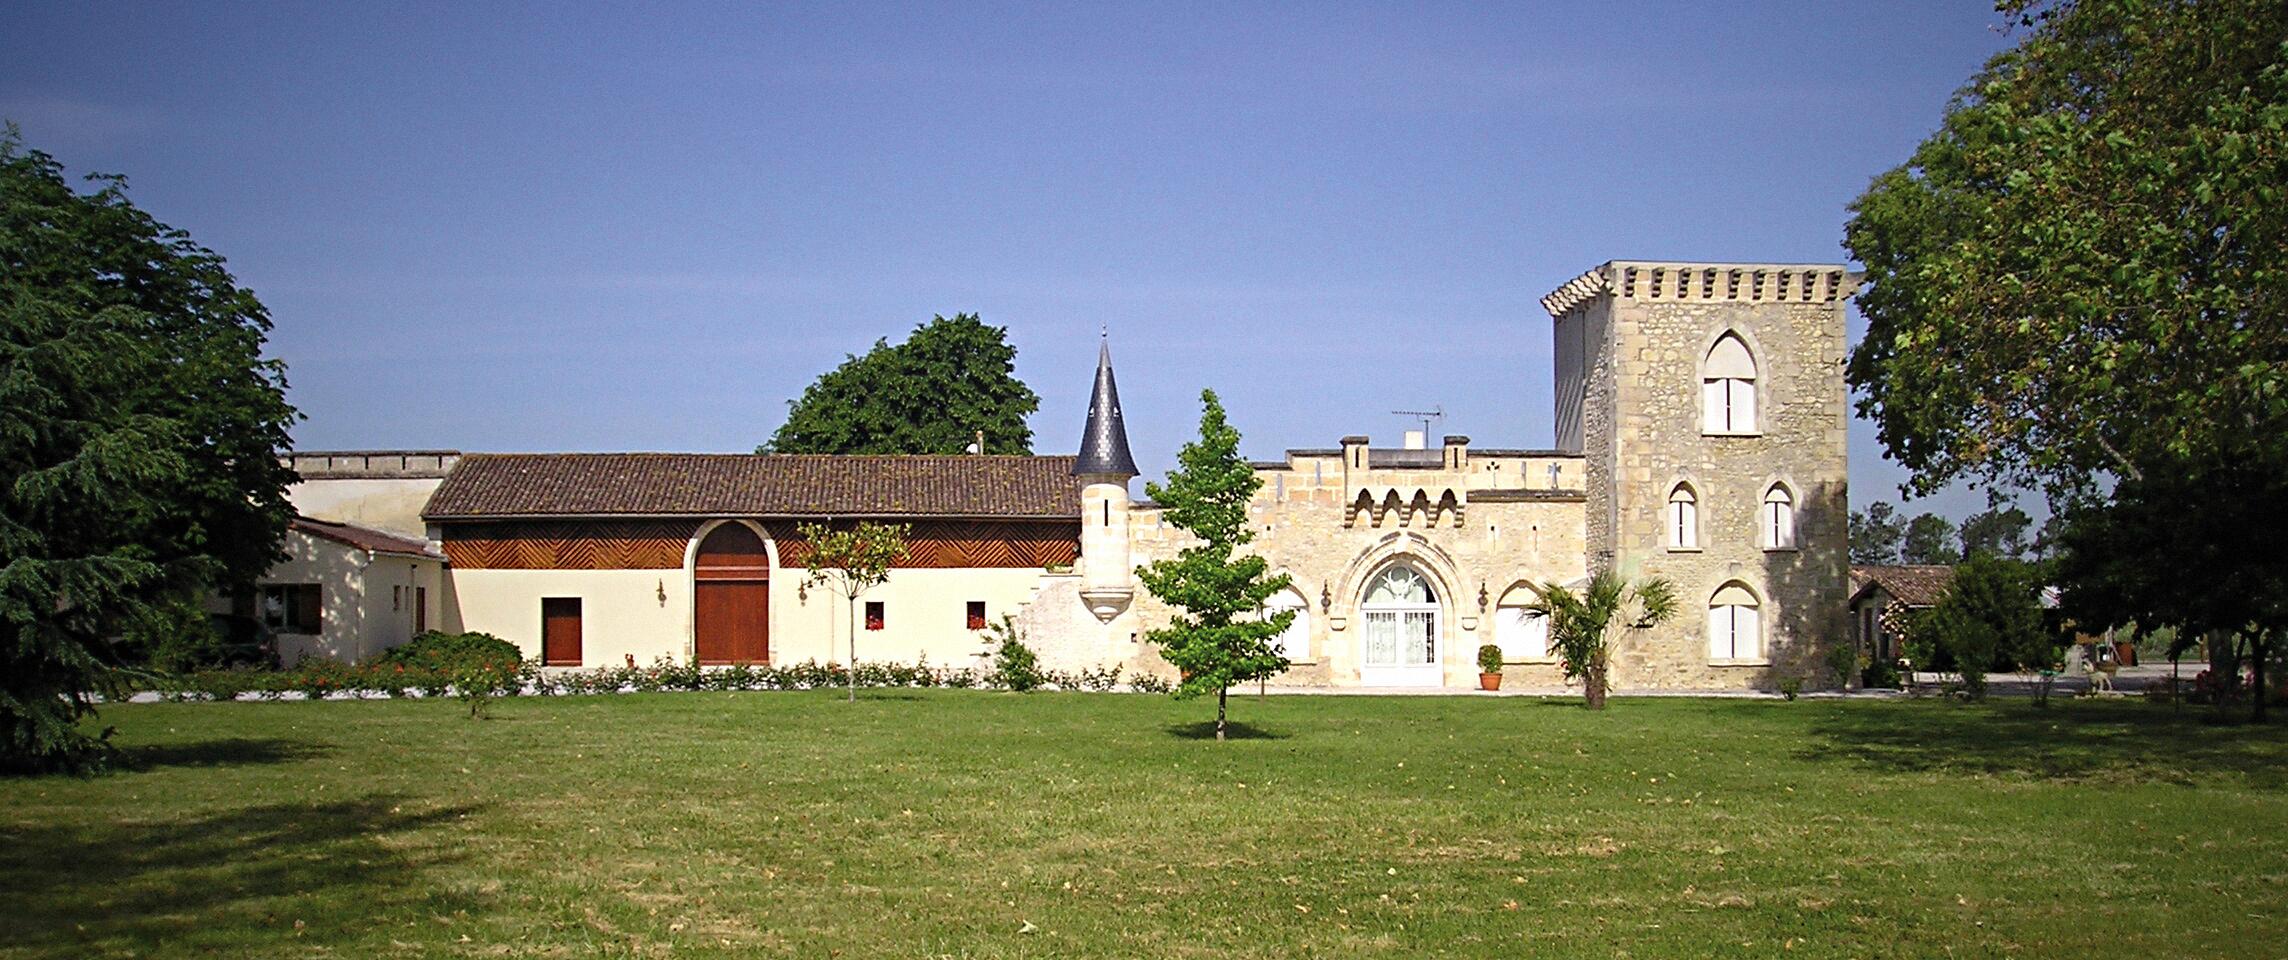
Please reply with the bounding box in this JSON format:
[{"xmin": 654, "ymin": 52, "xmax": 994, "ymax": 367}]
[
  {"xmin": 1360, "ymin": 564, "xmax": 1442, "ymax": 685},
  {"xmin": 1702, "ymin": 333, "xmax": 1758, "ymax": 434}
]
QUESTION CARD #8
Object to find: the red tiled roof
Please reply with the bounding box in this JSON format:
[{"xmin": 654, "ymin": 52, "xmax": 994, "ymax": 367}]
[
  {"xmin": 422, "ymin": 453, "xmax": 1087, "ymax": 520},
  {"xmin": 1848, "ymin": 564, "xmax": 1954, "ymax": 608},
  {"xmin": 291, "ymin": 517, "xmax": 443, "ymax": 559}
]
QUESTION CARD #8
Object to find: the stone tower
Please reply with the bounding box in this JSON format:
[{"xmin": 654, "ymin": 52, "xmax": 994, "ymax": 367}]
[
  {"xmin": 1541, "ymin": 262, "xmax": 1854, "ymax": 688},
  {"xmin": 1073, "ymin": 337, "xmax": 1138, "ymax": 622}
]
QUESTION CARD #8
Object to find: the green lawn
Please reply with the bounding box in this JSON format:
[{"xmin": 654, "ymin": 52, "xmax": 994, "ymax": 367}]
[{"xmin": 3, "ymin": 692, "xmax": 2284, "ymax": 958}]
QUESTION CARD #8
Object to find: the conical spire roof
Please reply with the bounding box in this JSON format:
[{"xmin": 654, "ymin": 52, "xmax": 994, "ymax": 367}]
[{"xmin": 1073, "ymin": 337, "xmax": 1139, "ymax": 477}]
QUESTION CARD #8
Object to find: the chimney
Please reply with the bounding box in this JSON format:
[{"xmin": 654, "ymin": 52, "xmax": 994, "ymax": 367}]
[{"xmin": 1442, "ymin": 435, "xmax": 1470, "ymax": 470}]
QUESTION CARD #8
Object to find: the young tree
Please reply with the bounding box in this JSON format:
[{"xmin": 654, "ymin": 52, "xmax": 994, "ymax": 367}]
[
  {"xmin": 1524, "ymin": 570, "xmax": 1678, "ymax": 710},
  {"xmin": 1901, "ymin": 514, "xmax": 1961, "ymax": 566},
  {"xmin": 1, "ymin": 131, "xmax": 298, "ymax": 772},
  {"xmin": 765, "ymin": 313, "xmax": 1040, "ymax": 455},
  {"xmin": 1924, "ymin": 552, "xmax": 2051, "ymax": 701},
  {"xmin": 796, "ymin": 521, "xmax": 909, "ymax": 702},
  {"xmin": 1136, "ymin": 389, "xmax": 1292, "ymax": 741},
  {"xmin": 1849, "ymin": 501, "xmax": 1906, "ymax": 564},
  {"xmin": 1845, "ymin": 0, "xmax": 2288, "ymax": 503}
]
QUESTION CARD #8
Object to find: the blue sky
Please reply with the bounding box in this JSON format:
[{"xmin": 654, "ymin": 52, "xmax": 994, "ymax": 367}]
[{"xmin": 2, "ymin": 1, "xmax": 2020, "ymax": 518}]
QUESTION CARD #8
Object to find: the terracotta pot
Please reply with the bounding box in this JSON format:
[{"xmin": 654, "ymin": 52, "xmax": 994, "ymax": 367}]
[{"xmin": 1479, "ymin": 672, "xmax": 1501, "ymax": 691}]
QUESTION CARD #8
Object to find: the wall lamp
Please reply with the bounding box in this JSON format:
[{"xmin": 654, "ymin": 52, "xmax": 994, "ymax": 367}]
[{"xmin": 1319, "ymin": 581, "xmax": 1332, "ymax": 614}]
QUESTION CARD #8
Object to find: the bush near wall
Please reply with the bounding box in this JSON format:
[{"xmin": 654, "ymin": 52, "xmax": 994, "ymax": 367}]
[{"xmin": 158, "ymin": 656, "xmax": 1136, "ymax": 702}]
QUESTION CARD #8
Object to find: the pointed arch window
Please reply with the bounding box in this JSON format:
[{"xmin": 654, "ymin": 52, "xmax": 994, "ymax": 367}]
[
  {"xmin": 1702, "ymin": 333, "xmax": 1759, "ymax": 434},
  {"xmin": 1761, "ymin": 484, "xmax": 1796, "ymax": 549},
  {"xmin": 1667, "ymin": 484, "xmax": 1699, "ymax": 550},
  {"xmin": 1708, "ymin": 582, "xmax": 1762, "ymax": 662},
  {"xmin": 1262, "ymin": 588, "xmax": 1312, "ymax": 662}
]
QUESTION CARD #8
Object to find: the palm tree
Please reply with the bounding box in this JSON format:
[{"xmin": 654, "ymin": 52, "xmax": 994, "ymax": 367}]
[{"xmin": 1526, "ymin": 570, "xmax": 1679, "ymax": 709}]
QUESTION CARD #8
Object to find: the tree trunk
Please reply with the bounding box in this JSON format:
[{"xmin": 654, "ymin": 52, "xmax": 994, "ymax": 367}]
[
  {"xmin": 847, "ymin": 594, "xmax": 857, "ymax": 703},
  {"xmin": 1216, "ymin": 686, "xmax": 1228, "ymax": 741},
  {"xmin": 2254, "ymin": 636, "xmax": 2269, "ymax": 724},
  {"xmin": 1584, "ymin": 654, "xmax": 1608, "ymax": 710}
]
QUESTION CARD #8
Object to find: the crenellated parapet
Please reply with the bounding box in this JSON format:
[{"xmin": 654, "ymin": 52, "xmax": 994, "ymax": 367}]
[{"xmin": 1540, "ymin": 261, "xmax": 1858, "ymax": 317}]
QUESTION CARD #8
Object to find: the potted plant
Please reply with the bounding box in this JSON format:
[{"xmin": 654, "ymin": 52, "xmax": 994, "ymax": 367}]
[{"xmin": 1477, "ymin": 644, "xmax": 1505, "ymax": 690}]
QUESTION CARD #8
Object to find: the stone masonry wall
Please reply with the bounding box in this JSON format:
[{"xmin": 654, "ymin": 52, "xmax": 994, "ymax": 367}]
[{"xmin": 1580, "ymin": 264, "xmax": 1852, "ymax": 690}]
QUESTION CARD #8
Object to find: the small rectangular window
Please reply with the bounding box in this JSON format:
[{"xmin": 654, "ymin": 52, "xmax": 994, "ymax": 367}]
[
  {"xmin": 261, "ymin": 584, "xmax": 322, "ymax": 634},
  {"xmin": 966, "ymin": 601, "xmax": 987, "ymax": 631},
  {"xmin": 865, "ymin": 601, "xmax": 885, "ymax": 631}
]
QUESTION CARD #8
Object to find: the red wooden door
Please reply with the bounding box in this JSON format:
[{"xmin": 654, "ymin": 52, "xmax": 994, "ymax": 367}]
[
  {"xmin": 694, "ymin": 524, "xmax": 771, "ymax": 665},
  {"xmin": 542, "ymin": 597, "xmax": 582, "ymax": 666},
  {"xmin": 696, "ymin": 580, "xmax": 770, "ymax": 664}
]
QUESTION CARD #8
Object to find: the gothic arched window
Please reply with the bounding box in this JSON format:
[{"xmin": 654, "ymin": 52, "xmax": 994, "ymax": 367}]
[
  {"xmin": 1702, "ymin": 333, "xmax": 1759, "ymax": 434},
  {"xmin": 1667, "ymin": 484, "xmax": 1699, "ymax": 550},
  {"xmin": 1761, "ymin": 484, "xmax": 1796, "ymax": 549},
  {"xmin": 1708, "ymin": 582, "xmax": 1762, "ymax": 661}
]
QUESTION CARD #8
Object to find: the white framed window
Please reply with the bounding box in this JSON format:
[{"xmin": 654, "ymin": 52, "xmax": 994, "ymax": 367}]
[
  {"xmin": 1761, "ymin": 484, "xmax": 1796, "ymax": 549},
  {"xmin": 1707, "ymin": 582, "xmax": 1763, "ymax": 662},
  {"xmin": 1667, "ymin": 485, "xmax": 1699, "ymax": 550},
  {"xmin": 1262, "ymin": 588, "xmax": 1311, "ymax": 661},
  {"xmin": 1701, "ymin": 333, "xmax": 1758, "ymax": 434},
  {"xmin": 1360, "ymin": 565, "xmax": 1442, "ymax": 686}
]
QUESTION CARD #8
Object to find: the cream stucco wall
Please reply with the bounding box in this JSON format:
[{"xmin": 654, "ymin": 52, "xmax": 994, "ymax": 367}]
[
  {"xmin": 259, "ymin": 529, "xmax": 443, "ymax": 664},
  {"xmin": 444, "ymin": 561, "xmax": 1056, "ymax": 671}
]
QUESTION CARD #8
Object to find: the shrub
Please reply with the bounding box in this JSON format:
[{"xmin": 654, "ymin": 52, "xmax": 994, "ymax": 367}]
[
  {"xmin": 983, "ymin": 615, "xmax": 1043, "ymax": 692},
  {"xmin": 1777, "ymin": 676, "xmax": 1804, "ymax": 701},
  {"xmin": 1824, "ymin": 642, "xmax": 1858, "ymax": 689},
  {"xmin": 1861, "ymin": 658, "xmax": 1903, "ymax": 690},
  {"xmin": 1476, "ymin": 644, "xmax": 1504, "ymax": 674},
  {"xmin": 379, "ymin": 631, "xmax": 523, "ymax": 675},
  {"xmin": 1130, "ymin": 674, "xmax": 1173, "ymax": 695}
]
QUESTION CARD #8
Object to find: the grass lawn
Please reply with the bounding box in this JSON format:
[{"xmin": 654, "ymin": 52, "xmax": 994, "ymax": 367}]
[{"xmin": 3, "ymin": 691, "xmax": 2285, "ymax": 958}]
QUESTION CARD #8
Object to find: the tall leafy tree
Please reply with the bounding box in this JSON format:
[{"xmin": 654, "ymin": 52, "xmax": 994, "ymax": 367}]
[
  {"xmin": 765, "ymin": 313, "xmax": 1039, "ymax": 455},
  {"xmin": 1849, "ymin": 501, "xmax": 1906, "ymax": 564},
  {"xmin": 796, "ymin": 521, "xmax": 909, "ymax": 703},
  {"xmin": 1902, "ymin": 514, "xmax": 1961, "ymax": 566},
  {"xmin": 2053, "ymin": 448, "xmax": 2286, "ymax": 721},
  {"xmin": 1137, "ymin": 389, "xmax": 1292, "ymax": 741},
  {"xmin": 1958, "ymin": 505, "xmax": 2034, "ymax": 560},
  {"xmin": 1845, "ymin": 0, "xmax": 2288, "ymax": 502},
  {"xmin": 1, "ymin": 130, "xmax": 298, "ymax": 771},
  {"xmin": 1523, "ymin": 571, "xmax": 1678, "ymax": 710}
]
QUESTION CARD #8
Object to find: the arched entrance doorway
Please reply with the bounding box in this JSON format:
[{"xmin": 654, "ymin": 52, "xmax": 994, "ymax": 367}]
[
  {"xmin": 694, "ymin": 523, "xmax": 770, "ymax": 664},
  {"xmin": 1359, "ymin": 564, "xmax": 1442, "ymax": 686}
]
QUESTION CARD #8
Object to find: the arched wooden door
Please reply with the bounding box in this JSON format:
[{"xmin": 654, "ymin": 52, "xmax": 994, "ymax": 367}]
[{"xmin": 694, "ymin": 523, "xmax": 770, "ymax": 664}]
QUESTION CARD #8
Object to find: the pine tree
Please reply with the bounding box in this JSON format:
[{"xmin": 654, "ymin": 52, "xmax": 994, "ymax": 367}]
[{"xmin": 1137, "ymin": 390, "xmax": 1293, "ymax": 741}]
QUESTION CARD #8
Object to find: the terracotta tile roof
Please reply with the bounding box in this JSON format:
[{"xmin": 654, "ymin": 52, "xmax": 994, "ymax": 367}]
[
  {"xmin": 423, "ymin": 453, "xmax": 1087, "ymax": 520},
  {"xmin": 291, "ymin": 517, "xmax": 444, "ymax": 559},
  {"xmin": 1848, "ymin": 564, "xmax": 1954, "ymax": 608}
]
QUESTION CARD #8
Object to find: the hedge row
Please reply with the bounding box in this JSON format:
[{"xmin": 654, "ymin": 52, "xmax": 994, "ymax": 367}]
[{"xmin": 158, "ymin": 656, "xmax": 1157, "ymax": 702}]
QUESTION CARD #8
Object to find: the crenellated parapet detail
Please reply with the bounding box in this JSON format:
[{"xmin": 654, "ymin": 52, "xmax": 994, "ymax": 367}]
[{"xmin": 1540, "ymin": 261, "xmax": 1858, "ymax": 317}]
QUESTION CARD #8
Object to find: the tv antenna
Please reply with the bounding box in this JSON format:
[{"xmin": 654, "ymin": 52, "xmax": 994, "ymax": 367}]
[{"xmin": 1391, "ymin": 407, "xmax": 1444, "ymax": 437}]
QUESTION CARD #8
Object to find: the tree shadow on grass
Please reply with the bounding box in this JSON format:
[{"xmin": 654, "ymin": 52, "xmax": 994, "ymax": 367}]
[
  {"xmin": 1796, "ymin": 699, "xmax": 2288, "ymax": 788},
  {"xmin": 1163, "ymin": 721, "xmax": 1287, "ymax": 741},
  {"xmin": 0, "ymin": 795, "xmax": 490, "ymax": 956},
  {"xmin": 118, "ymin": 737, "xmax": 332, "ymax": 771}
]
